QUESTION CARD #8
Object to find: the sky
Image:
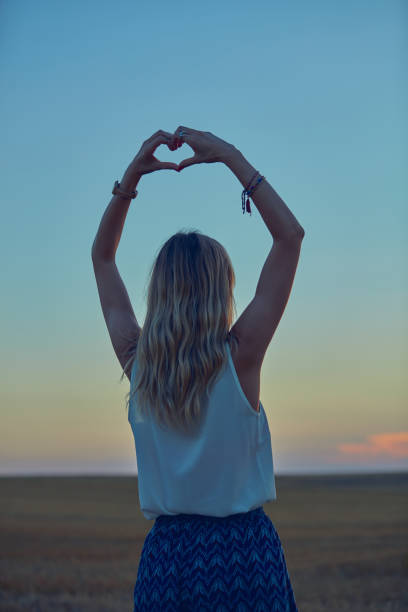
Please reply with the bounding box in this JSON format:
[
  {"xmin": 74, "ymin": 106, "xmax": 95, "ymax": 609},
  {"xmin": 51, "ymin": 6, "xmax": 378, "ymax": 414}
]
[{"xmin": 1, "ymin": 0, "xmax": 407, "ymax": 476}]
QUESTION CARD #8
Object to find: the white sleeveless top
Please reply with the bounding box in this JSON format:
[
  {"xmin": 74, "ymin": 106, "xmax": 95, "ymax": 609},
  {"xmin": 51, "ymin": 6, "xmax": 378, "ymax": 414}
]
[{"xmin": 128, "ymin": 340, "xmax": 276, "ymax": 520}]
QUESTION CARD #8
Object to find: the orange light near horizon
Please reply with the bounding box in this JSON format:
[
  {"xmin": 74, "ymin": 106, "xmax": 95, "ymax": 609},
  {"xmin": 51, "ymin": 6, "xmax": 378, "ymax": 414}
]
[{"xmin": 337, "ymin": 431, "xmax": 408, "ymax": 459}]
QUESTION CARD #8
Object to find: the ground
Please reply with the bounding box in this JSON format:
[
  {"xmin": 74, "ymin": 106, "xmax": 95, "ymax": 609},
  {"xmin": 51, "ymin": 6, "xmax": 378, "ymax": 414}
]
[{"xmin": 1, "ymin": 472, "xmax": 407, "ymax": 611}]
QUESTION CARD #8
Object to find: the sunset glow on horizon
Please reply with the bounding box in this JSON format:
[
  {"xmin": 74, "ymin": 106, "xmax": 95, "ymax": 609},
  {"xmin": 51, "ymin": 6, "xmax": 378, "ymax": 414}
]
[{"xmin": 337, "ymin": 432, "xmax": 408, "ymax": 460}]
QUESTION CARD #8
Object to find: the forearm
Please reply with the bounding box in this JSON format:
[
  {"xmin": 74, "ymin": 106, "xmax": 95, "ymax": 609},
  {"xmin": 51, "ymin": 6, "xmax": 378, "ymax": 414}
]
[
  {"xmin": 91, "ymin": 164, "xmax": 142, "ymax": 261},
  {"xmin": 222, "ymin": 148, "xmax": 305, "ymax": 241}
]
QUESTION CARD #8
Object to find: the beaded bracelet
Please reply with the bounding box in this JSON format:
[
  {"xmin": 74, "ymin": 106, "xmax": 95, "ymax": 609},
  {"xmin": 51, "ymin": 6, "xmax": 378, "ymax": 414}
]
[{"xmin": 242, "ymin": 172, "xmax": 265, "ymax": 215}]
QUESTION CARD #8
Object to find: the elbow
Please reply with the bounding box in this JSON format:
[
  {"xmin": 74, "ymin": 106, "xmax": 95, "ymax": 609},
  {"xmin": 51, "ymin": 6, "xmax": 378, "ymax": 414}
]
[
  {"xmin": 279, "ymin": 225, "xmax": 305, "ymax": 243},
  {"xmin": 294, "ymin": 224, "xmax": 305, "ymax": 240},
  {"xmin": 91, "ymin": 239, "xmax": 100, "ymax": 260}
]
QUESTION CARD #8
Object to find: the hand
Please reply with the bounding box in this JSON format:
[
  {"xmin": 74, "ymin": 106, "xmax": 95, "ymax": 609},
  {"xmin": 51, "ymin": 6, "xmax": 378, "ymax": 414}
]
[
  {"xmin": 130, "ymin": 130, "xmax": 180, "ymax": 176},
  {"xmin": 174, "ymin": 126, "xmax": 235, "ymax": 171}
]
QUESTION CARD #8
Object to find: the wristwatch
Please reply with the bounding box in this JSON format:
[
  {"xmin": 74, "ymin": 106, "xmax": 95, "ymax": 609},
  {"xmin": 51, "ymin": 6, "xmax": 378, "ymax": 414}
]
[{"xmin": 112, "ymin": 180, "xmax": 138, "ymax": 199}]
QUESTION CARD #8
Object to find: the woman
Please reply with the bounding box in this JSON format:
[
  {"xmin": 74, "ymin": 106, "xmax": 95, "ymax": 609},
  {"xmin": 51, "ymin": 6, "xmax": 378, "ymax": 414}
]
[{"xmin": 91, "ymin": 126, "xmax": 304, "ymax": 611}]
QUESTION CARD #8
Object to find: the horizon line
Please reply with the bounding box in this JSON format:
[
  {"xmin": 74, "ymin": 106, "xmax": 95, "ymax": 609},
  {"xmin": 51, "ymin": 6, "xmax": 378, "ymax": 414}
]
[{"xmin": 1, "ymin": 468, "xmax": 407, "ymax": 478}]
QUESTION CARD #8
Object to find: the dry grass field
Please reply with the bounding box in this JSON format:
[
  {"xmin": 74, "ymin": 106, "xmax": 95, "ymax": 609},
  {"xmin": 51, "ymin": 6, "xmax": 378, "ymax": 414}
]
[{"xmin": 0, "ymin": 472, "xmax": 407, "ymax": 611}]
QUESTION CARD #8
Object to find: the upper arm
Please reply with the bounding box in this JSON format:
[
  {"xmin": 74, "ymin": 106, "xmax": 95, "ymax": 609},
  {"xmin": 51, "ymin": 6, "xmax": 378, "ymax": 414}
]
[
  {"xmin": 91, "ymin": 256, "xmax": 141, "ymax": 382},
  {"xmin": 230, "ymin": 232, "xmax": 304, "ymax": 369}
]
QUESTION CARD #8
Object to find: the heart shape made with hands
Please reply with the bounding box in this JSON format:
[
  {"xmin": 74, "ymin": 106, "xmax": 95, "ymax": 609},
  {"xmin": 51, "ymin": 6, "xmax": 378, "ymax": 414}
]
[{"xmin": 157, "ymin": 141, "xmax": 194, "ymax": 172}]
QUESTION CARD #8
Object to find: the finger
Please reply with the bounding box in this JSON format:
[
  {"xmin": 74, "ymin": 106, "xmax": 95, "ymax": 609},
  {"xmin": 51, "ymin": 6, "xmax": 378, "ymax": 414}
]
[
  {"xmin": 174, "ymin": 126, "xmax": 195, "ymax": 144},
  {"xmin": 143, "ymin": 130, "xmax": 166, "ymax": 147},
  {"xmin": 149, "ymin": 130, "xmax": 174, "ymax": 144},
  {"xmin": 172, "ymin": 128, "xmax": 183, "ymax": 148},
  {"xmin": 147, "ymin": 129, "xmax": 172, "ymax": 141},
  {"xmin": 144, "ymin": 131, "xmax": 173, "ymax": 154},
  {"xmin": 166, "ymin": 132, "xmax": 178, "ymax": 151},
  {"xmin": 178, "ymin": 155, "xmax": 200, "ymax": 171},
  {"xmin": 175, "ymin": 125, "xmax": 198, "ymax": 136},
  {"xmin": 157, "ymin": 161, "xmax": 179, "ymax": 171}
]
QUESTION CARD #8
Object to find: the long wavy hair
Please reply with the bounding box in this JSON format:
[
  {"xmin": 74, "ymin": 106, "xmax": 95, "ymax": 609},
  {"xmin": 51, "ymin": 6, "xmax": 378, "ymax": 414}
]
[{"xmin": 120, "ymin": 229, "xmax": 240, "ymax": 436}]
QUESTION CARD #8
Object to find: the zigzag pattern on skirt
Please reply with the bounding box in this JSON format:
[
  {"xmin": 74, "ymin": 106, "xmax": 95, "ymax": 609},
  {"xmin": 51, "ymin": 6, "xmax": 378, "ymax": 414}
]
[{"xmin": 133, "ymin": 506, "xmax": 298, "ymax": 611}]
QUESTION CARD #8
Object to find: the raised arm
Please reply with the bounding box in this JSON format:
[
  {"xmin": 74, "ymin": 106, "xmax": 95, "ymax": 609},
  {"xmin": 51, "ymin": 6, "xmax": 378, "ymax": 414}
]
[
  {"xmin": 222, "ymin": 147, "xmax": 305, "ymax": 241},
  {"xmin": 173, "ymin": 125, "xmax": 305, "ymax": 368},
  {"xmin": 222, "ymin": 146, "xmax": 305, "ymax": 368}
]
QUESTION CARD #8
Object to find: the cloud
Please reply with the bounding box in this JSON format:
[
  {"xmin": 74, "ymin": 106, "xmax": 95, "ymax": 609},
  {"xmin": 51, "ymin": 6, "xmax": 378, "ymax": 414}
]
[{"xmin": 337, "ymin": 432, "xmax": 408, "ymax": 458}]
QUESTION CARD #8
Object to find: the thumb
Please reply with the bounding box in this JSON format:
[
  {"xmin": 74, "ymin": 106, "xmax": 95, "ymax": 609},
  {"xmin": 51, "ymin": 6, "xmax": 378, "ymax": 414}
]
[
  {"xmin": 157, "ymin": 161, "xmax": 179, "ymax": 171},
  {"xmin": 177, "ymin": 155, "xmax": 200, "ymax": 171}
]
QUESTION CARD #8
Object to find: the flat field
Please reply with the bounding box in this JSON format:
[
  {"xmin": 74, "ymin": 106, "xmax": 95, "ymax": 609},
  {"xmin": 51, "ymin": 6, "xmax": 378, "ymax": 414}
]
[{"xmin": 1, "ymin": 473, "xmax": 407, "ymax": 611}]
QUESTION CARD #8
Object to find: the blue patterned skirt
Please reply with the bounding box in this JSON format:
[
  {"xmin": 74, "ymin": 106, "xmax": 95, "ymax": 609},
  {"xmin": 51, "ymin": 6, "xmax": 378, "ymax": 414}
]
[{"xmin": 133, "ymin": 506, "xmax": 298, "ymax": 611}]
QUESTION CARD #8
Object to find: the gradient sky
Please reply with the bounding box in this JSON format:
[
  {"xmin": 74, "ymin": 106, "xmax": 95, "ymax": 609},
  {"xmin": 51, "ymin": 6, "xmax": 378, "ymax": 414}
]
[{"xmin": 1, "ymin": 1, "xmax": 407, "ymax": 475}]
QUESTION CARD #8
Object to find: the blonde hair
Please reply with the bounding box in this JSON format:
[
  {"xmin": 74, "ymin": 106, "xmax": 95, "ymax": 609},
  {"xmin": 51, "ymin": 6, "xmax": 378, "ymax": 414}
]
[{"xmin": 120, "ymin": 229, "xmax": 239, "ymax": 436}]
